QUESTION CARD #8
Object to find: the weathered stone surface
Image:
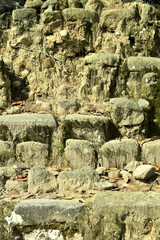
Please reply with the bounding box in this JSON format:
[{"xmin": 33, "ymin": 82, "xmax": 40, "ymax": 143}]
[
  {"xmin": 63, "ymin": 114, "xmax": 111, "ymax": 149},
  {"xmin": 5, "ymin": 179, "xmax": 28, "ymax": 193},
  {"xmin": 142, "ymin": 140, "xmax": 160, "ymax": 165},
  {"xmin": 95, "ymin": 166, "xmax": 106, "ymax": 175},
  {"xmin": 99, "ymin": 139, "xmax": 139, "ymax": 169},
  {"xmin": 57, "ymin": 166, "xmax": 100, "ymax": 191},
  {"xmin": 62, "ymin": 8, "xmax": 99, "ymax": 23},
  {"xmin": 0, "ymin": 114, "xmax": 56, "ymax": 144},
  {"xmin": 84, "ymin": 191, "xmax": 160, "ymax": 240},
  {"xmin": 28, "ymin": 166, "xmax": 57, "ymax": 194},
  {"xmin": 55, "ymin": 100, "xmax": 80, "ymax": 115},
  {"xmin": 110, "ymin": 98, "xmax": 144, "ymax": 127},
  {"xmin": 16, "ymin": 141, "xmax": 49, "ymax": 168},
  {"xmin": 101, "ymin": 8, "xmax": 136, "ymax": 32},
  {"xmin": 10, "ymin": 199, "xmax": 84, "ymax": 225},
  {"xmin": 12, "ymin": 8, "xmax": 37, "ymax": 21},
  {"xmin": 0, "ymin": 141, "xmax": 15, "ymax": 167},
  {"xmin": 128, "ymin": 57, "xmax": 160, "ymax": 72},
  {"xmin": 22, "ymin": 229, "xmax": 64, "ymax": 240},
  {"xmin": 124, "ymin": 160, "xmax": 140, "ymax": 172},
  {"xmin": 0, "ymin": 58, "xmax": 11, "ymax": 109},
  {"xmin": 84, "ymin": 53, "xmax": 120, "ymax": 66},
  {"xmin": 24, "ymin": 0, "xmax": 43, "ymax": 9},
  {"xmin": 133, "ymin": 164, "xmax": 156, "ymax": 180},
  {"xmin": 64, "ymin": 139, "xmax": 96, "ymax": 169},
  {"xmin": 0, "ymin": 170, "xmax": 4, "ymax": 190},
  {"xmin": 93, "ymin": 181, "xmax": 113, "ymax": 190}
]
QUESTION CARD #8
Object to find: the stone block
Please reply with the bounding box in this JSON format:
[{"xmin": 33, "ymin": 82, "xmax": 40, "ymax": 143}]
[
  {"xmin": 101, "ymin": 8, "xmax": 135, "ymax": 32},
  {"xmin": 62, "ymin": 114, "xmax": 111, "ymax": 150},
  {"xmin": 142, "ymin": 140, "xmax": 160, "ymax": 165},
  {"xmin": 5, "ymin": 179, "xmax": 28, "ymax": 193},
  {"xmin": 0, "ymin": 141, "xmax": 15, "ymax": 167},
  {"xmin": 16, "ymin": 141, "xmax": 49, "ymax": 168},
  {"xmin": 28, "ymin": 165, "xmax": 57, "ymax": 194},
  {"xmin": 62, "ymin": 8, "xmax": 99, "ymax": 23},
  {"xmin": 110, "ymin": 98, "xmax": 144, "ymax": 127},
  {"xmin": 133, "ymin": 165, "xmax": 156, "ymax": 180},
  {"xmin": 64, "ymin": 139, "xmax": 96, "ymax": 169},
  {"xmin": 88, "ymin": 191, "xmax": 160, "ymax": 239},
  {"xmin": 57, "ymin": 166, "xmax": 100, "ymax": 191},
  {"xmin": 84, "ymin": 53, "xmax": 120, "ymax": 67},
  {"xmin": 0, "ymin": 114, "xmax": 57, "ymax": 144},
  {"xmin": 128, "ymin": 56, "xmax": 160, "ymax": 72},
  {"xmin": 8, "ymin": 199, "xmax": 84, "ymax": 225},
  {"xmin": 12, "ymin": 8, "xmax": 37, "ymax": 21},
  {"xmin": 99, "ymin": 139, "xmax": 139, "ymax": 169}
]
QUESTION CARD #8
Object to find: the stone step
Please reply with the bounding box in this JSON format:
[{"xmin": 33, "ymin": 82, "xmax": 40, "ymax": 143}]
[{"xmin": 4, "ymin": 191, "xmax": 160, "ymax": 239}]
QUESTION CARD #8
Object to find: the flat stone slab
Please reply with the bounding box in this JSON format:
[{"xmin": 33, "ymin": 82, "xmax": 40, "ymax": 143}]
[
  {"xmin": 142, "ymin": 140, "xmax": 160, "ymax": 165},
  {"xmin": 84, "ymin": 53, "xmax": 120, "ymax": 67},
  {"xmin": 8, "ymin": 199, "xmax": 84, "ymax": 226},
  {"xmin": 128, "ymin": 56, "xmax": 160, "ymax": 71},
  {"xmin": 0, "ymin": 114, "xmax": 57, "ymax": 143},
  {"xmin": 64, "ymin": 114, "xmax": 110, "ymax": 149},
  {"xmin": 89, "ymin": 191, "xmax": 160, "ymax": 239}
]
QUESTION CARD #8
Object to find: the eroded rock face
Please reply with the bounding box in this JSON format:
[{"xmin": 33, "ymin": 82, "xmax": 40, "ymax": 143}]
[
  {"xmin": 99, "ymin": 139, "xmax": 139, "ymax": 168},
  {"xmin": 64, "ymin": 139, "xmax": 97, "ymax": 169}
]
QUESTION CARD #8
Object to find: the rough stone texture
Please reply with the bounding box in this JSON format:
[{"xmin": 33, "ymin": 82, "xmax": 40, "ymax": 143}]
[
  {"xmin": 99, "ymin": 139, "xmax": 139, "ymax": 169},
  {"xmin": 93, "ymin": 181, "xmax": 114, "ymax": 190},
  {"xmin": 0, "ymin": 59, "xmax": 11, "ymax": 108},
  {"xmin": 5, "ymin": 179, "xmax": 28, "ymax": 193},
  {"xmin": 64, "ymin": 139, "xmax": 96, "ymax": 169},
  {"xmin": 142, "ymin": 140, "xmax": 160, "ymax": 165},
  {"xmin": 55, "ymin": 100, "xmax": 80, "ymax": 115},
  {"xmin": 0, "ymin": 141, "xmax": 15, "ymax": 167},
  {"xmin": 57, "ymin": 166, "xmax": 100, "ymax": 191},
  {"xmin": 0, "ymin": 170, "xmax": 4, "ymax": 190},
  {"xmin": 133, "ymin": 164, "xmax": 156, "ymax": 180},
  {"xmin": 124, "ymin": 160, "xmax": 140, "ymax": 172},
  {"xmin": 11, "ymin": 199, "xmax": 84, "ymax": 225},
  {"xmin": 28, "ymin": 165, "xmax": 57, "ymax": 194},
  {"xmin": 16, "ymin": 141, "xmax": 49, "ymax": 168},
  {"xmin": 110, "ymin": 98, "xmax": 144, "ymax": 127},
  {"xmin": 22, "ymin": 229, "xmax": 64, "ymax": 240},
  {"xmin": 63, "ymin": 114, "xmax": 111, "ymax": 150},
  {"xmin": 81, "ymin": 191, "xmax": 160, "ymax": 240},
  {"xmin": 110, "ymin": 98, "xmax": 145, "ymax": 139},
  {"xmin": 0, "ymin": 114, "xmax": 56, "ymax": 144}
]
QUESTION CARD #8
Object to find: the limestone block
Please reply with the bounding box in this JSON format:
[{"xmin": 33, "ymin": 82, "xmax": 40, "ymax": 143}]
[
  {"xmin": 101, "ymin": 8, "xmax": 135, "ymax": 32},
  {"xmin": 127, "ymin": 56, "xmax": 160, "ymax": 72},
  {"xmin": 55, "ymin": 100, "xmax": 80, "ymax": 115},
  {"xmin": 133, "ymin": 165, "xmax": 156, "ymax": 180},
  {"xmin": 62, "ymin": 8, "xmax": 99, "ymax": 23},
  {"xmin": 40, "ymin": 10, "xmax": 61, "ymax": 24},
  {"xmin": 22, "ymin": 229, "xmax": 64, "ymax": 240},
  {"xmin": 93, "ymin": 181, "xmax": 113, "ymax": 190},
  {"xmin": 89, "ymin": 192, "xmax": 160, "ymax": 239},
  {"xmin": 63, "ymin": 114, "xmax": 111, "ymax": 149},
  {"xmin": 41, "ymin": 0, "xmax": 59, "ymax": 12},
  {"xmin": 142, "ymin": 140, "xmax": 160, "ymax": 165},
  {"xmin": 124, "ymin": 160, "xmax": 140, "ymax": 172},
  {"xmin": 110, "ymin": 98, "xmax": 144, "ymax": 127},
  {"xmin": 57, "ymin": 166, "xmax": 100, "ymax": 191},
  {"xmin": 24, "ymin": 0, "xmax": 43, "ymax": 9},
  {"xmin": 10, "ymin": 198, "xmax": 84, "ymax": 225},
  {"xmin": 16, "ymin": 142, "xmax": 49, "ymax": 168},
  {"xmin": 0, "ymin": 113, "xmax": 57, "ymax": 144},
  {"xmin": 12, "ymin": 8, "xmax": 37, "ymax": 21},
  {"xmin": 0, "ymin": 170, "xmax": 4, "ymax": 191},
  {"xmin": 0, "ymin": 141, "xmax": 15, "ymax": 167},
  {"xmin": 28, "ymin": 165, "xmax": 57, "ymax": 194},
  {"xmin": 5, "ymin": 179, "xmax": 28, "ymax": 193},
  {"xmin": 84, "ymin": 53, "xmax": 120, "ymax": 67},
  {"xmin": 64, "ymin": 139, "xmax": 96, "ymax": 169},
  {"xmin": 0, "ymin": 58, "xmax": 11, "ymax": 108},
  {"xmin": 99, "ymin": 139, "xmax": 139, "ymax": 169}
]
